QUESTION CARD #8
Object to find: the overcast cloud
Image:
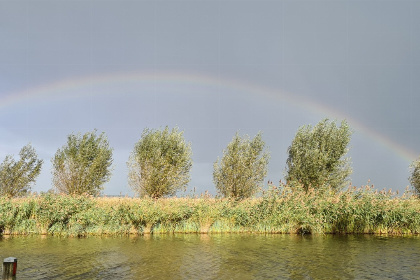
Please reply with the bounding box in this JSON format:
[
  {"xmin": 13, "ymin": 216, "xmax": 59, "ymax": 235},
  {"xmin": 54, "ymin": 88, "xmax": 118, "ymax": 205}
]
[{"xmin": 0, "ymin": 0, "xmax": 419, "ymax": 195}]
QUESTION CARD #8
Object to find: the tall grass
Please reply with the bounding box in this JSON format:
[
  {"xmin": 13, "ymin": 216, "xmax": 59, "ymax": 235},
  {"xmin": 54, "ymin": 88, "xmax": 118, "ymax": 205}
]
[{"xmin": 0, "ymin": 185, "xmax": 419, "ymax": 236}]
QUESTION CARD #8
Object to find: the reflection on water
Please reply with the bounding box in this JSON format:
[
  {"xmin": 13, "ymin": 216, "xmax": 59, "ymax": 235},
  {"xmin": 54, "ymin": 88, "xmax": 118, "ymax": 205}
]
[{"xmin": 0, "ymin": 234, "xmax": 419, "ymax": 279}]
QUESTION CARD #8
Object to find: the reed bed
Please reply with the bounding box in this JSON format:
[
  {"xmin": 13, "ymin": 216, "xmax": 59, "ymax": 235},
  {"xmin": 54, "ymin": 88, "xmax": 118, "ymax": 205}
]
[{"xmin": 0, "ymin": 185, "xmax": 419, "ymax": 237}]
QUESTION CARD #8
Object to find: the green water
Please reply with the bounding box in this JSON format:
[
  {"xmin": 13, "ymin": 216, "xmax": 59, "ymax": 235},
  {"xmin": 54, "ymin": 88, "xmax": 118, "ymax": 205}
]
[{"xmin": 0, "ymin": 234, "xmax": 419, "ymax": 279}]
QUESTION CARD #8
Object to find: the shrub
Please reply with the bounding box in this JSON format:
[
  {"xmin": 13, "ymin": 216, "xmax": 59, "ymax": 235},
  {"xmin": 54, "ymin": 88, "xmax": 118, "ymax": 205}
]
[
  {"xmin": 0, "ymin": 144, "xmax": 43, "ymax": 197},
  {"xmin": 52, "ymin": 130, "xmax": 113, "ymax": 196},
  {"xmin": 128, "ymin": 126, "xmax": 192, "ymax": 198},
  {"xmin": 409, "ymin": 157, "xmax": 420, "ymax": 195},
  {"xmin": 285, "ymin": 118, "xmax": 352, "ymax": 191},
  {"xmin": 213, "ymin": 132, "xmax": 269, "ymax": 199}
]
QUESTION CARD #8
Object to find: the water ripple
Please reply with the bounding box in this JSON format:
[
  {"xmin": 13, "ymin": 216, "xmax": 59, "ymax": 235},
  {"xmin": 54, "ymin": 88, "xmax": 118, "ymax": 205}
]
[{"xmin": 0, "ymin": 234, "xmax": 419, "ymax": 279}]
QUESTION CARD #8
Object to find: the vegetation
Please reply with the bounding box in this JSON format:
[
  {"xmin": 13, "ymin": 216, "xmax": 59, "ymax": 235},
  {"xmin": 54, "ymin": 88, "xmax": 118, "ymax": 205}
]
[
  {"xmin": 0, "ymin": 185, "xmax": 419, "ymax": 236},
  {"xmin": 52, "ymin": 131, "xmax": 113, "ymax": 196},
  {"xmin": 128, "ymin": 126, "xmax": 192, "ymax": 198},
  {"xmin": 0, "ymin": 144, "xmax": 43, "ymax": 197},
  {"xmin": 1, "ymin": 119, "xmax": 418, "ymax": 238},
  {"xmin": 409, "ymin": 157, "xmax": 420, "ymax": 195},
  {"xmin": 213, "ymin": 132, "xmax": 269, "ymax": 199},
  {"xmin": 286, "ymin": 118, "xmax": 352, "ymax": 192}
]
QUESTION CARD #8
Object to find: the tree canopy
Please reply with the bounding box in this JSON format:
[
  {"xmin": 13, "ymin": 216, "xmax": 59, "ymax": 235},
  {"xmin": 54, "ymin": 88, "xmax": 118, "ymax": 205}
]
[
  {"xmin": 409, "ymin": 157, "xmax": 420, "ymax": 195},
  {"xmin": 285, "ymin": 118, "xmax": 352, "ymax": 191},
  {"xmin": 52, "ymin": 131, "xmax": 113, "ymax": 196},
  {"xmin": 213, "ymin": 132, "xmax": 269, "ymax": 199},
  {"xmin": 0, "ymin": 144, "xmax": 43, "ymax": 197},
  {"xmin": 128, "ymin": 126, "xmax": 192, "ymax": 198}
]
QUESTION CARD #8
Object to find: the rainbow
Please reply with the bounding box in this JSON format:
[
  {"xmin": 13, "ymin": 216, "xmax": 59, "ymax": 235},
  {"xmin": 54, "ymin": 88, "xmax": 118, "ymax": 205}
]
[{"xmin": 0, "ymin": 71, "xmax": 417, "ymax": 163}]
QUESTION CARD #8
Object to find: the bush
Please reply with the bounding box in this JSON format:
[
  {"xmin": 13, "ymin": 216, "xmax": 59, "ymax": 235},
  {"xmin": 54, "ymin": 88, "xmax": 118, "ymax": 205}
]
[
  {"xmin": 0, "ymin": 144, "xmax": 43, "ymax": 197},
  {"xmin": 0, "ymin": 189, "xmax": 419, "ymax": 236},
  {"xmin": 128, "ymin": 126, "xmax": 192, "ymax": 198},
  {"xmin": 285, "ymin": 118, "xmax": 352, "ymax": 191},
  {"xmin": 52, "ymin": 131, "xmax": 113, "ymax": 196},
  {"xmin": 409, "ymin": 157, "xmax": 420, "ymax": 195},
  {"xmin": 213, "ymin": 132, "xmax": 269, "ymax": 199}
]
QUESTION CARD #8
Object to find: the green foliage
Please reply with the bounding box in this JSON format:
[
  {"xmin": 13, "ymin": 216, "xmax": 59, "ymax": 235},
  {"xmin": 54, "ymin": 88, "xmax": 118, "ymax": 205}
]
[
  {"xmin": 286, "ymin": 118, "xmax": 352, "ymax": 192},
  {"xmin": 248, "ymin": 184, "xmax": 420, "ymax": 234},
  {"xmin": 128, "ymin": 126, "xmax": 193, "ymax": 198},
  {"xmin": 409, "ymin": 157, "xmax": 420, "ymax": 195},
  {"xmin": 52, "ymin": 131, "xmax": 113, "ymax": 196},
  {"xmin": 213, "ymin": 132, "xmax": 270, "ymax": 199},
  {"xmin": 0, "ymin": 144, "xmax": 43, "ymax": 197},
  {"xmin": 0, "ymin": 188, "xmax": 419, "ymax": 236}
]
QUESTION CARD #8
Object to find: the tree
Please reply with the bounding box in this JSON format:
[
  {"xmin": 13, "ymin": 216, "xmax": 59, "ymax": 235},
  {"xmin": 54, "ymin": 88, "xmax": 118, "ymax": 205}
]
[
  {"xmin": 285, "ymin": 118, "xmax": 352, "ymax": 192},
  {"xmin": 52, "ymin": 131, "xmax": 113, "ymax": 196},
  {"xmin": 213, "ymin": 132, "xmax": 269, "ymax": 199},
  {"xmin": 409, "ymin": 157, "xmax": 420, "ymax": 195},
  {"xmin": 0, "ymin": 144, "xmax": 43, "ymax": 197},
  {"xmin": 128, "ymin": 126, "xmax": 192, "ymax": 198}
]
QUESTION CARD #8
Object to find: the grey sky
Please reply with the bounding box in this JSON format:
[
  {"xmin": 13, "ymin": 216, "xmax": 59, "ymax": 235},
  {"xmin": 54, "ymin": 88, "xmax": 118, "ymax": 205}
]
[{"xmin": 0, "ymin": 0, "xmax": 419, "ymax": 195}]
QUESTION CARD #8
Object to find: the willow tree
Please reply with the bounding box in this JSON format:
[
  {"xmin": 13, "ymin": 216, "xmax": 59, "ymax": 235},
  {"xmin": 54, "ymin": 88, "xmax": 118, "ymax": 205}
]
[
  {"xmin": 409, "ymin": 157, "xmax": 420, "ymax": 195},
  {"xmin": 0, "ymin": 144, "xmax": 43, "ymax": 197},
  {"xmin": 213, "ymin": 132, "xmax": 269, "ymax": 199},
  {"xmin": 128, "ymin": 126, "xmax": 192, "ymax": 198},
  {"xmin": 286, "ymin": 118, "xmax": 352, "ymax": 191},
  {"xmin": 52, "ymin": 131, "xmax": 113, "ymax": 196}
]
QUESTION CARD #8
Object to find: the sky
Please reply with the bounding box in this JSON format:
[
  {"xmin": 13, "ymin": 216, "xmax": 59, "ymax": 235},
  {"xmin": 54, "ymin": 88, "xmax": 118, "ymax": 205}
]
[{"xmin": 0, "ymin": 0, "xmax": 419, "ymax": 196}]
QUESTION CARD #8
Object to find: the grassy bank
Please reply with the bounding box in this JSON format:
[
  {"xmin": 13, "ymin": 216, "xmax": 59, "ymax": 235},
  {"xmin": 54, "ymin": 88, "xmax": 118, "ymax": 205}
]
[{"xmin": 0, "ymin": 186, "xmax": 419, "ymax": 236}]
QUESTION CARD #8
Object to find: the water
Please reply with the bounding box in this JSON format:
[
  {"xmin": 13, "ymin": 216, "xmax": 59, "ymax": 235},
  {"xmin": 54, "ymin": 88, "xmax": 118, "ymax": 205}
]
[{"xmin": 0, "ymin": 234, "xmax": 419, "ymax": 279}]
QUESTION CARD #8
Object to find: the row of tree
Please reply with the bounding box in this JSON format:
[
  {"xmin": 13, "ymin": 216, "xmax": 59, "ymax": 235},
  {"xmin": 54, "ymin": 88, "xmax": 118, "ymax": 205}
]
[{"xmin": 0, "ymin": 118, "xmax": 418, "ymax": 198}]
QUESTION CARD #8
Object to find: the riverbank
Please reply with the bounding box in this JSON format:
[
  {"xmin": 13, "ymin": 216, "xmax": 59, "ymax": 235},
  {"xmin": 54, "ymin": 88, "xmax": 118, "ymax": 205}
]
[{"xmin": 0, "ymin": 186, "xmax": 419, "ymax": 236}]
